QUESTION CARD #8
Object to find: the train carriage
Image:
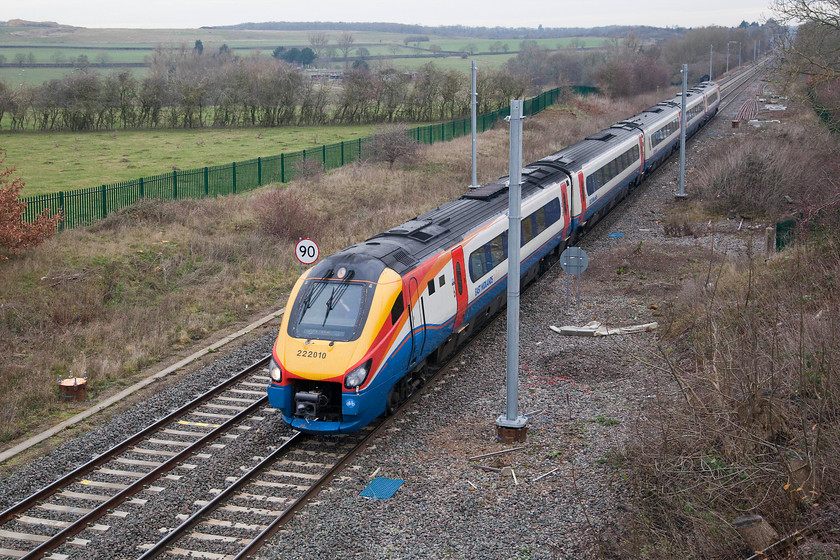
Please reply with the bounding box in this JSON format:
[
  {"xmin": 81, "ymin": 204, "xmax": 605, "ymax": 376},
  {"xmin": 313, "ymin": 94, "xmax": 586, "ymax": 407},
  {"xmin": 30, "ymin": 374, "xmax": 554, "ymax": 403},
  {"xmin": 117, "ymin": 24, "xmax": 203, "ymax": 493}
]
[
  {"xmin": 267, "ymin": 80, "xmax": 720, "ymax": 434},
  {"xmin": 620, "ymin": 102, "xmax": 682, "ymax": 174}
]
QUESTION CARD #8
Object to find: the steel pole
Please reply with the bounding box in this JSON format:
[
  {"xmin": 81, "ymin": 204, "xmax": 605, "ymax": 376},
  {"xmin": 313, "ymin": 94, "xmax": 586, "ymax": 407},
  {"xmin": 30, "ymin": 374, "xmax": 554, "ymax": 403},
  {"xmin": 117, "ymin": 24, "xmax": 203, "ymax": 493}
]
[
  {"xmin": 726, "ymin": 42, "xmax": 730, "ymax": 73},
  {"xmin": 497, "ymin": 100, "xmax": 527, "ymax": 432},
  {"xmin": 710, "ymin": 44, "xmax": 713, "ymax": 80},
  {"xmin": 676, "ymin": 65, "xmax": 688, "ymax": 199},
  {"xmin": 469, "ymin": 60, "xmax": 479, "ymax": 188}
]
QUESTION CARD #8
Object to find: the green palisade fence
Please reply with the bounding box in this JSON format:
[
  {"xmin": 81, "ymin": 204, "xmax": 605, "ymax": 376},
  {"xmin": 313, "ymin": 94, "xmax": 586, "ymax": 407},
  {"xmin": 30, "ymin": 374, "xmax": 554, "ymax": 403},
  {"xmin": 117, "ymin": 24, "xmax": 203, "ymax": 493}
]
[{"xmin": 22, "ymin": 86, "xmax": 594, "ymax": 230}]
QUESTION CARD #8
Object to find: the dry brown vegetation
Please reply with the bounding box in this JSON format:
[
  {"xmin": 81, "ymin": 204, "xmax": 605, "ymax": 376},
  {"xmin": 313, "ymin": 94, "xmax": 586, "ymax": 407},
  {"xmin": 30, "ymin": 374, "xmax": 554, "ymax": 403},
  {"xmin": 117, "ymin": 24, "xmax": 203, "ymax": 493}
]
[
  {"xmin": 0, "ymin": 92, "xmax": 653, "ymax": 445},
  {"xmin": 615, "ymin": 104, "xmax": 840, "ymax": 558}
]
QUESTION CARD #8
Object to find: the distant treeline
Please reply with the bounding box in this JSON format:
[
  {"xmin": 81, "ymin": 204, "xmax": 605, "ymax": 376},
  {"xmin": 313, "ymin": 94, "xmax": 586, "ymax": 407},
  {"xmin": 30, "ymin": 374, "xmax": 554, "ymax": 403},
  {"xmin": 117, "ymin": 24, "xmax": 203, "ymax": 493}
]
[
  {"xmin": 0, "ymin": 23, "xmax": 775, "ymax": 132},
  {"xmin": 0, "ymin": 45, "xmax": 528, "ymax": 131},
  {"xmin": 208, "ymin": 21, "xmax": 688, "ymax": 42}
]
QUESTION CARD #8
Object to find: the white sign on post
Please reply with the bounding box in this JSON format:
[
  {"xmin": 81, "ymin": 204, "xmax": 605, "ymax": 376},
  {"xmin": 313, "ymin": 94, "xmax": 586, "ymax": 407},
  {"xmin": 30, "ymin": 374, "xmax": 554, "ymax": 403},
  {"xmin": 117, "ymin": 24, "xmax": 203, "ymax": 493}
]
[{"xmin": 295, "ymin": 238, "xmax": 319, "ymax": 265}]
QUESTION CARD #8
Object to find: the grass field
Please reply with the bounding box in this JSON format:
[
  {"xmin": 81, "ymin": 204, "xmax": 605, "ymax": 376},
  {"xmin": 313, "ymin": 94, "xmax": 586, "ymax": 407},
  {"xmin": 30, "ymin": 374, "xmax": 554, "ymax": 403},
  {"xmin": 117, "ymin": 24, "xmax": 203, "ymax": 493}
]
[
  {"xmin": 0, "ymin": 23, "xmax": 608, "ymax": 85},
  {"xmin": 1, "ymin": 125, "xmax": 377, "ymax": 196}
]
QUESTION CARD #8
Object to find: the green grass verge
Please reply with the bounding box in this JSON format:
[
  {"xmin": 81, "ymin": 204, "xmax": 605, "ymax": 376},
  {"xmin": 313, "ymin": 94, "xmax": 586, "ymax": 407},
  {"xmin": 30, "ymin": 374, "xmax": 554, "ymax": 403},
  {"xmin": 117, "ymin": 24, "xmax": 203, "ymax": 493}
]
[{"xmin": 2, "ymin": 125, "xmax": 377, "ymax": 196}]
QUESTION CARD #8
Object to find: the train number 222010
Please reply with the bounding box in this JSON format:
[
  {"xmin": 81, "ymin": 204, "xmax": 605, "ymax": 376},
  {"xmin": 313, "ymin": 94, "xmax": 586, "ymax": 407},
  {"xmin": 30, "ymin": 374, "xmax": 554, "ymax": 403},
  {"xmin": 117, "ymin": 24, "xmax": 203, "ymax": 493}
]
[{"xmin": 297, "ymin": 349, "xmax": 327, "ymax": 359}]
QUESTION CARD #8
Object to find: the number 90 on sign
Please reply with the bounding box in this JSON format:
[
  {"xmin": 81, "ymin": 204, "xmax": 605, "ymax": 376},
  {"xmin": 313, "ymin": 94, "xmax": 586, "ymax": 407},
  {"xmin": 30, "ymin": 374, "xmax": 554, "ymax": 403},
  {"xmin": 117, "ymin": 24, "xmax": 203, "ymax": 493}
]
[{"xmin": 295, "ymin": 239, "xmax": 319, "ymax": 265}]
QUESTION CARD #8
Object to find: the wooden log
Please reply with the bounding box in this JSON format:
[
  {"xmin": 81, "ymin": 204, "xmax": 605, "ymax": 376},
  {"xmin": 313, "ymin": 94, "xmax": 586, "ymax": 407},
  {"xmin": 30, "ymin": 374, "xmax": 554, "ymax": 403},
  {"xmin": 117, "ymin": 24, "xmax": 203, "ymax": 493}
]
[{"xmin": 733, "ymin": 515, "xmax": 779, "ymax": 552}]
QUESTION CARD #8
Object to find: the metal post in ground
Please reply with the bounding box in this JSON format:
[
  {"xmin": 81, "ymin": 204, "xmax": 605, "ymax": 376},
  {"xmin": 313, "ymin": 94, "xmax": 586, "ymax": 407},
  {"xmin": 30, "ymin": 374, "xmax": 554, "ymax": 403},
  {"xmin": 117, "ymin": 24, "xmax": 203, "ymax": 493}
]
[
  {"xmin": 469, "ymin": 60, "xmax": 480, "ymax": 189},
  {"xmin": 710, "ymin": 44, "xmax": 713, "ymax": 80},
  {"xmin": 496, "ymin": 99, "xmax": 527, "ymax": 443},
  {"xmin": 676, "ymin": 64, "xmax": 688, "ymax": 199}
]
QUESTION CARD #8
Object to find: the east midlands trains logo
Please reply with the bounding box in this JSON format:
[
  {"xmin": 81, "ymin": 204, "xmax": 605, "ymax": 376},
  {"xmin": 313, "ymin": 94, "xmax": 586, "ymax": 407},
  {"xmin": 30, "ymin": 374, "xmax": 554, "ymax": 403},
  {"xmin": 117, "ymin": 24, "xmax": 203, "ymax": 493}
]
[{"xmin": 474, "ymin": 276, "xmax": 494, "ymax": 297}]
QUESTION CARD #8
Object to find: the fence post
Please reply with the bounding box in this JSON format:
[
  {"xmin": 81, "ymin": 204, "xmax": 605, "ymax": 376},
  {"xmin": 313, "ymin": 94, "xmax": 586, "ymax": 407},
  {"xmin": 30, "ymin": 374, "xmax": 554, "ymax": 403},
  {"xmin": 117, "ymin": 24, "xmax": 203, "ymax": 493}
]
[
  {"xmin": 322, "ymin": 144, "xmax": 326, "ymax": 170},
  {"xmin": 357, "ymin": 138, "xmax": 361, "ymax": 160},
  {"xmin": 281, "ymin": 153, "xmax": 285, "ymax": 183},
  {"xmin": 59, "ymin": 191, "xmax": 65, "ymax": 231},
  {"xmin": 258, "ymin": 157, "xmax": 262, "ymax": 186},
  {"xmin": 204, "ymin": 167, "xmax": 209, "ymax": 196},
  {"xmin": 232, "ymin": 162, "xmax": 237, "ymax": 194},
  {"xmin": 172, "ymin": 170, "xmax": 177, "ymax": 200},
  {"xmin": 341, "ymin": 141, "xmax": 345, "ymax": 166},
  {"xmin": 101, "ymin": 185, "xmax": 107, "ymax": 219},
  {"xmin": 139, "ymin": 177, "xmax": 144, "ymax": 199},
  {"xmin": 303, "ymin": 149, "xmax": 306, "ymax": 163}
]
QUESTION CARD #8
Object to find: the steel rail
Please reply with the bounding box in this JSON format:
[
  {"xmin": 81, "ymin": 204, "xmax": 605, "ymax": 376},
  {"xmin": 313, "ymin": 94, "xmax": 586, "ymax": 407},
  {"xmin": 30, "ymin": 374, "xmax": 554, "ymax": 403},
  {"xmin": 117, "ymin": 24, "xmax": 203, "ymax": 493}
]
[
  {"xmin": 20, "ymin": 394, "xmax": 271, "ymax": 560},
  {"xmin": 0, "ymin": 356, "xmax": 270, "ymax": 526},
  {"xmin": 136, "ymin": 431, "xmax": 306, "ymax": 560},
  {"xmin": 140, "ymin": 344, "xmax": 468, "ymax": 559}
]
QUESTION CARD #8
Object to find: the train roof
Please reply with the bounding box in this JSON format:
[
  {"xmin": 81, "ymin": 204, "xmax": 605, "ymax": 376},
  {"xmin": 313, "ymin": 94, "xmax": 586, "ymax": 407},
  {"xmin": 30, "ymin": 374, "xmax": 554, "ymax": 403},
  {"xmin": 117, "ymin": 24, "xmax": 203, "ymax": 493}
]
[
  {"xmin": 537, "ymin": 123, "xmax": 639, "ymax": 174},
  {"xmin": 617, "ymin": 101, "xmax": 681, "ymax": 132},
  {"xmin": 328, "ymin": 80, "xmax": 720, "ymax": 278},
  {"xmin": 335, "ymin": 163, "xmax": 568, "ymax": 276}
]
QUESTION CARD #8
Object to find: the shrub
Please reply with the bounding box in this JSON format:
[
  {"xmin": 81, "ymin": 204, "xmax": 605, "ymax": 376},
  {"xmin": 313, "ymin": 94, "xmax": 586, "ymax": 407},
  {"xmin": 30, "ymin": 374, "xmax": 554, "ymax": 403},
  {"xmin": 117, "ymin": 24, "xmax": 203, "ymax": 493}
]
[
  {"xmin": 370, "ymin": 126, "xmax": 420, "ymax": 169},
  {"xmin": 252, "ymin": 186, "xmax": 322, "ymax": 242},
  {"xmin": 0, "ymin": 158, "xmax": 62, "ymax": 261}
]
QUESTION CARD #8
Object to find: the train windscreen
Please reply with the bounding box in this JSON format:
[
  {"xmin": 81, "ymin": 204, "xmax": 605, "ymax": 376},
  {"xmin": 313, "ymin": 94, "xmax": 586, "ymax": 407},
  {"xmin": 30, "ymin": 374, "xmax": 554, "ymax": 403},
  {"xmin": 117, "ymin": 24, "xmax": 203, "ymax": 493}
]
[{"xmin": 289, "ymin": 279, "xmax": 372, "ymax": 342}]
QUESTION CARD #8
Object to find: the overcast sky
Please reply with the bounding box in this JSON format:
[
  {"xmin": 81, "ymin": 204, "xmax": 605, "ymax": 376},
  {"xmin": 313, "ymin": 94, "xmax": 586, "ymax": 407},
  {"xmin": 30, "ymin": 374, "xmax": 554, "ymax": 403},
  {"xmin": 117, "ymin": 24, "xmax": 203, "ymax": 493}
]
[{"xmin": 9, "ymin": 0, "xmax": 773, "ymax": 30}]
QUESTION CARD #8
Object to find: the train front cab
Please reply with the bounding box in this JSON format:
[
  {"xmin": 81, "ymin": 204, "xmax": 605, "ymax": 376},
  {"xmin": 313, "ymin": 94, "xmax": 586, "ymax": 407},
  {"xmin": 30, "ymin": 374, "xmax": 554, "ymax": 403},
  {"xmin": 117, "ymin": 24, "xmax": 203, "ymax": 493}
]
[{"xmin": 267, "ymin": 254, "xmax": 407, "ymax": 434}]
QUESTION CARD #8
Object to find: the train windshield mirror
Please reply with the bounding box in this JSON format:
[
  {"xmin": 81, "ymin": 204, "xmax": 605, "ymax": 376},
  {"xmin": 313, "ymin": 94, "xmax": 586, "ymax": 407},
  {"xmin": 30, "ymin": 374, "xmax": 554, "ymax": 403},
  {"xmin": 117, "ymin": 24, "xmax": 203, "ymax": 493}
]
[{"xmin": 290, "ymin": 280, "xmax": 371, "ymax": 342}]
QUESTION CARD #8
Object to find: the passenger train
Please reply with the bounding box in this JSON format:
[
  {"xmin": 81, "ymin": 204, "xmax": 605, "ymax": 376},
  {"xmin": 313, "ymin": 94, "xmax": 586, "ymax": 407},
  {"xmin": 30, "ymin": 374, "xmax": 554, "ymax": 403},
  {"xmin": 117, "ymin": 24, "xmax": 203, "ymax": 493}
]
[{"xmin": 266, "ymin": 81, "xmax": 721, "ymax": 433}]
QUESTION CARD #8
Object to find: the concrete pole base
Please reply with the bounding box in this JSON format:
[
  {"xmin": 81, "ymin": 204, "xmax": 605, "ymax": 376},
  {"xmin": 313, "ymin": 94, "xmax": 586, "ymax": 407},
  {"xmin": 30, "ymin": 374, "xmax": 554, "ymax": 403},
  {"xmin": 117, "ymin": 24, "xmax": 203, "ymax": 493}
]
[
  {"xmin": 495, "ymin": 414, "xmax": 528, "ymax": 443},
  {"xmin": 496, "ymin": 425, "xmax": 528, "ymax": 443}
]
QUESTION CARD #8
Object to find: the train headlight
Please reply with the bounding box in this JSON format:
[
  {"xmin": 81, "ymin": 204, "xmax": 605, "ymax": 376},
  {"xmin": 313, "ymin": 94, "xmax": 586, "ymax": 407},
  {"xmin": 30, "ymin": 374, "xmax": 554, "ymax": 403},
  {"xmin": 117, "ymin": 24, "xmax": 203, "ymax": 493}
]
[
  {"xmin": 344, "ymin": 360, "xmax": 371, "ymax": 389},
  {"xmin": 269, "ymin": 358, "xmax": 283, "ymax": 383}
]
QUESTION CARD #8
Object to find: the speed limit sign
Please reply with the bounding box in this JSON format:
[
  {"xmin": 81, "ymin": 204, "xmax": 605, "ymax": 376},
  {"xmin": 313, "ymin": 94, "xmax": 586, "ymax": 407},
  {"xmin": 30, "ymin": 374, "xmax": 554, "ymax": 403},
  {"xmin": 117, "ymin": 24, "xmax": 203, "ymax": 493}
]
[{"xmin": 295, "ymin": 238, "xmax": 319, "ymax": 265}]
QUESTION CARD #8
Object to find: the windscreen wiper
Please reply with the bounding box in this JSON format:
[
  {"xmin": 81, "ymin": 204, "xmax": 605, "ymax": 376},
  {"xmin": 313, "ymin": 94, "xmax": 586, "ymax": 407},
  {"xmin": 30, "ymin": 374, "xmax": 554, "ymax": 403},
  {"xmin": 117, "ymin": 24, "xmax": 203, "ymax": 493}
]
[
  {"xmin": 298, "ymin": 269, "xmax": 334, "ymax": 324},
  {"xmin": 321, "ymin": 271, "xmax": 355, "ymax": 326}
]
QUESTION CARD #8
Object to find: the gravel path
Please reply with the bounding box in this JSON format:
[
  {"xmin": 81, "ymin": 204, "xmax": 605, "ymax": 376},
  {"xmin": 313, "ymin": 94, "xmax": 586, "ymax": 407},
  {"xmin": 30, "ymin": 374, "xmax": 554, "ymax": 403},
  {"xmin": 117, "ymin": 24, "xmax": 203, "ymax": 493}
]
[{"xmin": 0, "ymin": 76, "xmax": 769, "ymax": 560}]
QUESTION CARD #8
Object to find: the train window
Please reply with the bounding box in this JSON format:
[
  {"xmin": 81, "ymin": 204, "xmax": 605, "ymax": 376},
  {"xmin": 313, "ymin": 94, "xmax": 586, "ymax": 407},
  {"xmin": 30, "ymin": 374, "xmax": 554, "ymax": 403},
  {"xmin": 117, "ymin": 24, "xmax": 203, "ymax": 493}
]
[
  {"xmin": 390, "ymin": 291, "xmax": 404, "ymax": 324},
  {"xmin": 290, "ymin": 280, "xmax": 372, "ymax": 342},
  {"xmin": 428, "ymin": 279, "xmax": 436, "ymax": 296},
  {"xmin": 455, "ymin": 263, "xmax": 464, "ymax": 295},
  {"xmin": 521, "ymin": 215, "xmax": 535, "ymax": 246},
  {"xmin": 469, "ymin": 232, "xmax": 509, "ymax": 282},
  {"xmin": 535, "ymin": 207, "xmax": 547, "ymax": 233},
  {"xmin": 490, "ymin": 233, "xmax": 506, "ymax": 268},
  {"xmin": 546, "ymin": 198, "xmax": 562, "ymax": 225},
  {"xmin": 652, "ymin": 118, "xmax": 679, "ymax": 149},
  {"xmin": 470, "ymin": 250, "xmax": 488, "ymax": 280},
  {"xmin": 439, "ymin": 275, "xmax": 445, "ymax": 287}
]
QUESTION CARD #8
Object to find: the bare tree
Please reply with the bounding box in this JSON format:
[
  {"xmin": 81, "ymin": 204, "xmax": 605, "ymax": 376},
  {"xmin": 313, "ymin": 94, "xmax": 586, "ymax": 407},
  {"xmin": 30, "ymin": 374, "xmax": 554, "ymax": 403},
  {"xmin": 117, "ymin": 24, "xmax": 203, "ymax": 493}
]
[
  {"xmin": 337, "ymin": 31, "xmax": 355, "ymax": 64},
  {"xmin": 772, "ymin": 0, "xmax": 840, "ymax": 86},
  {"xmin": 308, "ymin": 32, "xmax": 329, "ymax": 59}
]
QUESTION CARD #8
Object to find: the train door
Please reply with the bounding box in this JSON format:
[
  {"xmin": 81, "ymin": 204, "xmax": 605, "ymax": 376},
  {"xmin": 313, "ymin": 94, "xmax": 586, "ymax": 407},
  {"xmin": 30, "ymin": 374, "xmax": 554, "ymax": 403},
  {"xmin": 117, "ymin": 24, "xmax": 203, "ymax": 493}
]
[
  {"xmin": 561, "ymin": 182, "xmax": 571, "ymax": 241},
  {"xmin": 407, "ymin": 276, "xmax": 427, "ymax": 367},
  {"xmin": 451, "ymin": 246, "xmax": 468, "ymax": 331}
]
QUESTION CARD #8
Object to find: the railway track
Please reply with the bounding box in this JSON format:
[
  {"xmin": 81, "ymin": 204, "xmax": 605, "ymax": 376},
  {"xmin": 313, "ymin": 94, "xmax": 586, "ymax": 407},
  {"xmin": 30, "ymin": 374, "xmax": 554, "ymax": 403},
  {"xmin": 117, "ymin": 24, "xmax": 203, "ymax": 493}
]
[
  {"xmin": 0, "ymin": 359, "xmax": 275, "ymax": 559},
  {"xmin": 134, "ymin": 344, "xmax": 468, "ymax": 560}
]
